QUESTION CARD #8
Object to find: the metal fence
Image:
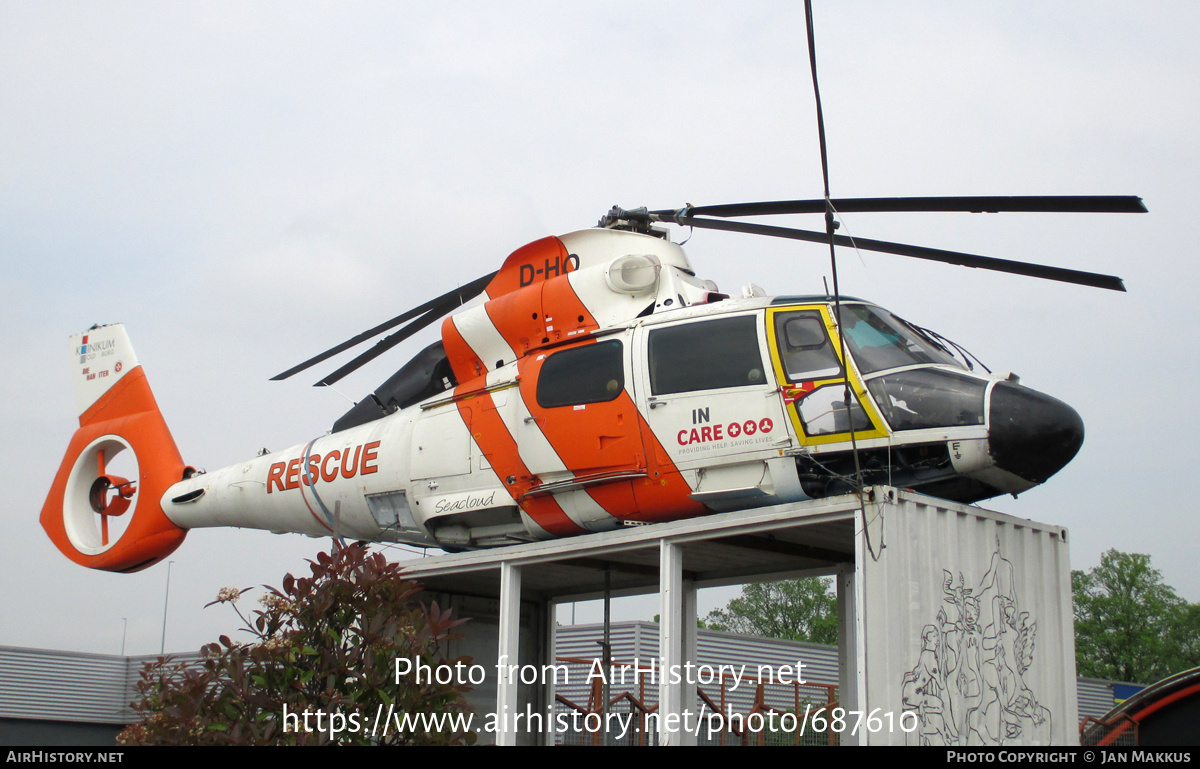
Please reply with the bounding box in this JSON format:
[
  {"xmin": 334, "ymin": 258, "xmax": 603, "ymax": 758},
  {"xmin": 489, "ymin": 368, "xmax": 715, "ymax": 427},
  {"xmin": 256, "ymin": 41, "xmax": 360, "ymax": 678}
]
[{"xmin": 553, "ymin": 656, "xmax": 839, "ymax": 746}]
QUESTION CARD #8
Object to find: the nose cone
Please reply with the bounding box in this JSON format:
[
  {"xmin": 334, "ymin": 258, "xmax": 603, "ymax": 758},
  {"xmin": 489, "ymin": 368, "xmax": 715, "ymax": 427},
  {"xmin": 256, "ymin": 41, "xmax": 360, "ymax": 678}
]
[{"xmin": 989, "ymin": 381, "xmax": 1085, "ymax": 484}]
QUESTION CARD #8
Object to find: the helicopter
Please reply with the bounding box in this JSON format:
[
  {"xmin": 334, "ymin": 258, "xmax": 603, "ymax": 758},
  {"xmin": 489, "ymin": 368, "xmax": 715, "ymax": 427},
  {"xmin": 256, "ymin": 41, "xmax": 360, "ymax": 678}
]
[{"xmin": 40, "ymin": 195, "xmax": 1145, "ymax": 572}]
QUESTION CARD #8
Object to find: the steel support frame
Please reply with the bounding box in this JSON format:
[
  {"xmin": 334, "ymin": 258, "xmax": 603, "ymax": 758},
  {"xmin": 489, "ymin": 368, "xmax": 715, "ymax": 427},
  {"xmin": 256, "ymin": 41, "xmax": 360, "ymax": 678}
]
[
  {"xmin": 496, "ymin": 561, "xmax": 521, "ymax": 746},
  {"xmin": 658, "ymin": 540, "xmax": 698, "ymax": 746},
  {"xmin": 401, "ymin": 489, "xmax": 1073, "ymax": 746}
]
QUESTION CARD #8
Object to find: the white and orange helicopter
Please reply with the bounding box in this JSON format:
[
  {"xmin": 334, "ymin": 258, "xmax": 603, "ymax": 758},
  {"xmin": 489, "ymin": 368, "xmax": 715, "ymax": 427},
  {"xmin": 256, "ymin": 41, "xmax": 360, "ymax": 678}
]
[{"xmin": 41, "ymin": 196, "xmax": 1145, "ymax": 572}]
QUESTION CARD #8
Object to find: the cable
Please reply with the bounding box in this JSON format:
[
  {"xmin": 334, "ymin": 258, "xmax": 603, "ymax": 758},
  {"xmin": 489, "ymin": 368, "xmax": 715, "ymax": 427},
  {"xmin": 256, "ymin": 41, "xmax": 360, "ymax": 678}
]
[{"xmin": 804, "ymin": 1, "xmax": 872, "ymax": 560}]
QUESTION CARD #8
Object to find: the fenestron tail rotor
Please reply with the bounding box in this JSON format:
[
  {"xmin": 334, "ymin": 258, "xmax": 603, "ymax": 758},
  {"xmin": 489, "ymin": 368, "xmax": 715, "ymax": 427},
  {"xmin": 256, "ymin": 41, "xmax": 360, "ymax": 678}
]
[
  {"xmin": 90, "ymin": 447, "xmax": 136, "ymax": 547},
  {"xmin": 42, "ymin": 324, "xmax": 188, "ymax": 573}
]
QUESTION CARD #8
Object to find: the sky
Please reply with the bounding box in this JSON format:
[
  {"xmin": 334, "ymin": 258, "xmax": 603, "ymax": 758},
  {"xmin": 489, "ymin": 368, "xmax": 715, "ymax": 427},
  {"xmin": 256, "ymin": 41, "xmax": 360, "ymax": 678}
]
[{"xmin": 2, "ymin": 1, "xmax": 1197, "ymax": 656}]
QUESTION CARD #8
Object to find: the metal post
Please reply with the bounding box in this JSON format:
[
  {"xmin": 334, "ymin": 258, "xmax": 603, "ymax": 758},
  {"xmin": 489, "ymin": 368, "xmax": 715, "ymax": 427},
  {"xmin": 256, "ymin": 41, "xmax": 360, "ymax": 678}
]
[
  {"xmin": 544, "ymin": 597, "xmax": 558, "ymax": 747},
  {"xmin": 658, "ymin": 539, "xmax": 683, "ymax": 746},
  {"xmin": 602, "ymin": 566, "xmax": 612, "ymax": 746},
  {"xmin": 842, "ymin": 518, "xmax": 866, "ymax": 745},
  {"xmin": 681, "ymin": 577, "xmax": 697, "ymax": 746},
  {"xmin": 160, "ymin": 560, "xmax": 174, "ymax": 654},
  {"xmin": 497, "ymin": 561, "xmax": 521, "ymax": 746}
]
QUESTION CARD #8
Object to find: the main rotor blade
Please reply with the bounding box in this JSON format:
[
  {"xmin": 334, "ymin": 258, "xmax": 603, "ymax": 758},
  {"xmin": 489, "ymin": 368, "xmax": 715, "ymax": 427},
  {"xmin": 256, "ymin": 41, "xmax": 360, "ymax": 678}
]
[
  {"xmin": 270, "ymin": 271, "xmax": 496, "ymax": 381},
  {"xmin": 314, "ymin": 305, "xmax": 446, "ymax": 386},
  {"xmin": 674, "ymin": 216, "xmax": 1127, "ymax": 292},
  {"xmin": 657, "ymin": 196, "xmax": 1147, "ymax": 219}
]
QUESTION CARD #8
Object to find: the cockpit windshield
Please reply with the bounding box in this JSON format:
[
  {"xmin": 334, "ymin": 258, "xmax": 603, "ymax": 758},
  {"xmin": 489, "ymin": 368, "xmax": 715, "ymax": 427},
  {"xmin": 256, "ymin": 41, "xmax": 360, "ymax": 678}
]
[{"xmin": 836, "ymin": 305, "xmax": 964, "ymax": 375}]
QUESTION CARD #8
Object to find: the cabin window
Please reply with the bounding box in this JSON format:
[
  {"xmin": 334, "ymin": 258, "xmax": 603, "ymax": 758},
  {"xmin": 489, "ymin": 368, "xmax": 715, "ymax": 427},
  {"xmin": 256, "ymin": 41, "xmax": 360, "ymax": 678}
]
[
  {"xmin": 648, "ymin": 315, "xmax": 765, "ymax": 395},
  {"xmin": 536, "ymin": 340, "xmax": 625, "ymax": 408}
]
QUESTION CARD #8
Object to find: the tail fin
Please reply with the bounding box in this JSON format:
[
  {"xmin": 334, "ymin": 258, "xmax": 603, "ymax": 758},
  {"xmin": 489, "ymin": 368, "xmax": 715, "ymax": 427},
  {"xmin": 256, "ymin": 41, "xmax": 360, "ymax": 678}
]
[{"xmin": 40, "ymin": 324, "xmax": 188, "ymax": 572}]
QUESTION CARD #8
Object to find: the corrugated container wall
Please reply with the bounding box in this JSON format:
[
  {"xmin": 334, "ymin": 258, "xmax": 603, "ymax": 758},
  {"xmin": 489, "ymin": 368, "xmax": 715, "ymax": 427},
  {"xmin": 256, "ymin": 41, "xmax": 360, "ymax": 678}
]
[{"xmin": 857, "ymin": 493, "xmax": 1077, "ymax": 746}]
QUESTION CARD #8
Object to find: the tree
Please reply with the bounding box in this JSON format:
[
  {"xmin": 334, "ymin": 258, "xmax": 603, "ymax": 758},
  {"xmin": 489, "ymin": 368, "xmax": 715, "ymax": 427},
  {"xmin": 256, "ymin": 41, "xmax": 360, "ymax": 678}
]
[
  {"xmin": 1072, "ymin": 549, "xmax": 1199, "ymax": 684},
  {"xmin": 704, "ymin": 577, "xmax": 838, "ymax": 644},
  {"xmin": 118, "ymin": 543, "xmax": 476, "ymax": 745}
]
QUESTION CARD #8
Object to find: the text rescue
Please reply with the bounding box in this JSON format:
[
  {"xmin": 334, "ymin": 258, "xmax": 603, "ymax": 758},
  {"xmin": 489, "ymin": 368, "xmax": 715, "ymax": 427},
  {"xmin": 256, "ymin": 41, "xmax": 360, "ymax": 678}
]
[{"xmin": 267, "ymin": 441, "xmax": 381, "ymax": 493}]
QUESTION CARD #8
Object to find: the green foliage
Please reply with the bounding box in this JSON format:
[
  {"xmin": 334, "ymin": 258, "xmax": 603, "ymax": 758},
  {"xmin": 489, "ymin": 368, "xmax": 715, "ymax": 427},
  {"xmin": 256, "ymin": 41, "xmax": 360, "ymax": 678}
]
[
  {"xmin": 119, "ymin": 543, "xmax": 476, "ymax": 745},
  {"xmin": 1072, "ymin": 549, "xmax": 1199, "ymax": 684},
  {"xmin": 704, "ymin": 578, "xmax": 838, "ymax": 644}
]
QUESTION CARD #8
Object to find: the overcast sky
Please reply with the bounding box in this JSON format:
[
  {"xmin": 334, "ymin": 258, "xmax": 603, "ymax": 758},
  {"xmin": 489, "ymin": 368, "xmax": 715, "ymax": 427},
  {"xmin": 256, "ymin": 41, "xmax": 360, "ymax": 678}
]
[{"xmin": 2, "ymin": 1, "xmax": 1197, "ymax": 656}]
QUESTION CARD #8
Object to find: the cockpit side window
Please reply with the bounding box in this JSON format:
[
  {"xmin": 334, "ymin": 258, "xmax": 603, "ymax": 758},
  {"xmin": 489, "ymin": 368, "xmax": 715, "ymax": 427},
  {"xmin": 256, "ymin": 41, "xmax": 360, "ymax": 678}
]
[
  {"xmin": 648, "ymin": 315, "xmax": 765, "ymax": 395},
  {"xmin": 774, "ymin": 311, "xmax": 843, "ymax": 382},
  {"xmin": 767, "ymin": 305, "xmax": 888, "ymax": 443},
  {"xmin": 795, "ymin": 383, "xmax": 875, "ymax": 435}
]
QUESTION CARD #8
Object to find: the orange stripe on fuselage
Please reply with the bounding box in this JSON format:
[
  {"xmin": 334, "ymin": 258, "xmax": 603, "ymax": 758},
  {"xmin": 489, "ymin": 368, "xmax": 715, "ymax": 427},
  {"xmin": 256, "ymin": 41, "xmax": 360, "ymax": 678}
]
[
  {"xmin": 484, "ymin": 239, "xmax": 597, "ymax": 359},
  {"xmin": 483, "ymin": 289, "xmax": 544, "ymax": 360},
  {"xmin": 516, "ymin": 334, "xmax": 706, "ymax": 524},
  {"xmin": 541, "ymin": 269, "xmax": 601, "ymax": 339},
  {"xmin": 442, "ymin": 316, "xmax": 486, "ymax": 385},
  {"xmin": 454, "ymin": 385, "xmax": 585, "ymax": 536},
  {"xmin": 517, "ymin": 345, "xmax": 642, "ymax": 514},
  {"xmin": 447, "ymin": 245, "xmax": 703, "ymax": 532},
  {"xmin": 628, "ymin": 411, "xmax": 709, "ymax": 523}
]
